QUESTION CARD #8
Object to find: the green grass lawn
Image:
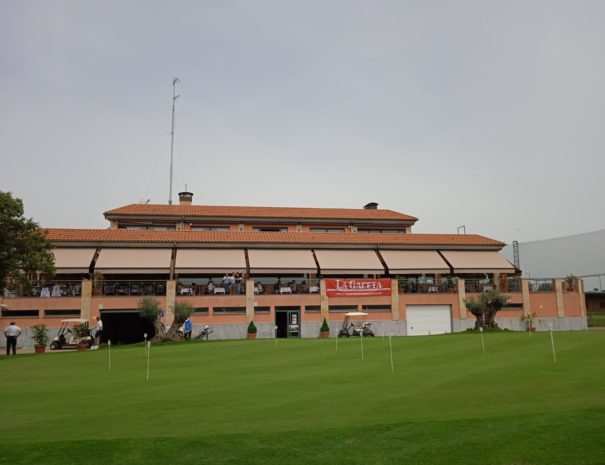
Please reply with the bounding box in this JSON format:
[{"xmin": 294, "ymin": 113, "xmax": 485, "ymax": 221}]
[{"xmin": 2, "ymin": 332, "xmax": 605, "ymax": 465}]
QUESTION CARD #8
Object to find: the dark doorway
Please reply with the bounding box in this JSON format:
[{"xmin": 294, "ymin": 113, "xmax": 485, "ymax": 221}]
[
  {"xmin": 100, "ymin": 311, "xmax": 155, "ymax": 345},
  {"xmin": 275, "ymin": 311, "xmax": 288, "ymax": 338},
  {"xmin": 275, "ymin": 306, "xmax": 301, "ymax": 338}
]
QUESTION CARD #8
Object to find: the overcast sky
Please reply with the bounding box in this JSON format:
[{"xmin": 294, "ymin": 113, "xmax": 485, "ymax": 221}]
[{"xmin": 2, "ymin": 0, "xmax": 604, "ymax": 244}]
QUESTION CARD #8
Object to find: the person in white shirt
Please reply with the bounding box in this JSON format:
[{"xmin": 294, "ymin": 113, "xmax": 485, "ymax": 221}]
[
  {"xmin": 4, "ymin": 322, "xmax": 22, "ymax": 355},
  {"xmin": 94, "ymin": 316, "xmax": 103, "ymax": 349}
]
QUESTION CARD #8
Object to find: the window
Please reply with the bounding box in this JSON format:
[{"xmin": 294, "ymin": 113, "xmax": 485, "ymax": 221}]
[
  {"xmin": 253, "ymin": 227, "xmax": 287, "ymax": 232},
  {"xmin": 362, "ymin": 305, "xmax": 391, "ymax": 312},
  {"xmin": 1, "ymin": 309, "xmax": 39, "ymax": 318},
  {"xmin": 213, "ymin": 307, "xmax": 246, "ymax": 314},
  {"xmin": 310, "ymin": 228, "xmax": 345, "ymax": 233},
  {"xmin": 121, "ymin": 225, "xmax": 176, "ymax": 230},
  {"xmin": 329, "ymin": 305, "xmax": 358, "ymax": 313},
  {"xmin": 192, "ymin": 307, "xmax": 209, "ymax": 315},
  {"xmin": 191, "ymin": 226, "xmax": 230, "ymax": 232},
  {"xmin": 357, "ymin": 228, "xmax": 405, "ymax": 234},
  {"xmin": 503, "ymin": 303, "xmax": 523, "ymax": 308},
  {"xmin": 254, "ymin": 306, "xmax": 271, "ymax": 314},
  {"xmin": 305, "ymin": 305, "xmax": 321, "ymax": 313},
  {"xmin": 44, "ymin": 309, "xmax": 81, "ymax": 317}
]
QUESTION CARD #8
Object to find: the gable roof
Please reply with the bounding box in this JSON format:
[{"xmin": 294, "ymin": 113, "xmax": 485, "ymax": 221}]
[
  {"xmin": 104, "ymin": 204, "xmax": 418, "ymax": 222},
  {"xmin": 45, "ymin": 229, "xmax": 505, "ymax": 250}
]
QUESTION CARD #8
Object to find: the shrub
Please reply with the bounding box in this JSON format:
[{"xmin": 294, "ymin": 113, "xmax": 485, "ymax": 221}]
[
  {"xmin": 247, "ymin": 321, "xmax": 257, "ymax": 334},
  {"xmin": 72, "ymin": 322, "xmax": 91, "ymax": 342},
  {"xmin": 320, "ymin": 318, "xmax": 329, "ymax": 332},
  {"xmin": 31, "ymin": 323, "xmax": 49, "ymax": 345}
]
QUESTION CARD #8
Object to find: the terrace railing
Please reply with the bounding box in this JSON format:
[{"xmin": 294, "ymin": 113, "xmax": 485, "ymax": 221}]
[
  {"xmin": 399, "ymin": 277, "xmax": 458, "ymax": 294},
  {"xmin": 97, "ymin": 280, "xmax": 167, "ymax": 297},
  {"xmin": 528, "ymin": 278, "xmax": 554, "ymax": 292},
  {"xmin": 3, "ymin": 280, "xmax": 83, "ymax": 298}
]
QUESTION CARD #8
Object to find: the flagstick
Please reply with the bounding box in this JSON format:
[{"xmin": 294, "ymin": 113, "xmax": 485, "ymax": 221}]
[
  {"xmin": 335, "ymin": 334, "xmax": 338, "ymax": 351},
  {"xmin": 549, "ymin": 330, "xmax": 557, "ymax": 363},
  {"xmin": 108, "ymin": 340, "xmax": 111, "ymax": 371},
  {"xmin": 389, "ymin": 335, "xmax": 394, "ymax": 374},
  {"xmin": 360, "ymin": 331, "xmax": 364, "ymax": 361},
  {"xmin": 144, "ymin": 333, "xmax": 148, "ymax": 358},
  {"xmin": 146, "ymin": 341, "xmax": 151, "ymax": 381},
  {"xmin": 479, "ymin": 327, "xmax": 485, "ymax": 355}
]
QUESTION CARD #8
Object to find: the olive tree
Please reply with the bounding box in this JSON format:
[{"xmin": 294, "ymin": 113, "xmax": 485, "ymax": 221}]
[
  {"xmin": 165, "ymin": 301, "xmax": 193, "ymax": 339},
  {"xmin": 465, "ymin": 289, "xmax": 510, "ymax": 330},
  {"xmin": 137, "ymin": 297, "xmax": 166, "ymax": 341},
  {"xmin": 138, "ymin": 297, "xmax": 193, "ymax": 341}
]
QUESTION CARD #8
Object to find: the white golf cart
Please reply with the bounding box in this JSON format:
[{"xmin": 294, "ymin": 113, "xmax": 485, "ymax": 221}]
[
  {"xmin": 49, "ymin": 318, "xmax": 94, "ymax": 350},
  {"xmin": 338, "ymin": 312, "xmax": 375, "ymax": 338}
]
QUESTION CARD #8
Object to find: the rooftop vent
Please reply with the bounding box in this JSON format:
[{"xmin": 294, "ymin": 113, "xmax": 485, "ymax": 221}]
[
  {"xmin": 363, "ymin": 202, "xmax": 378, "ymax": 210},
  {"xmin": 178, "ymin": 191, "xmax": 194, "ymax": 205}
]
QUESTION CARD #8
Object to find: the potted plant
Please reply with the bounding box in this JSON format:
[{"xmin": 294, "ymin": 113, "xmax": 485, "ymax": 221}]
[
  {"xmin": 31, "ymin": 323, "xmax": 49, "ymax": 353},
  {"xmin": 72, "ymin": 322, "xmax": 92, "ymax": 350},
  {"xmin": 247, "ymin": 321, "xmax": 257, "ymax": 340},
  {"xmin": 520, "ymin": 312, "xmax": 537, "ymax": 332},
  {"xmin": 320, "ymin": 318, "xmax": 330, "ymax": 338}
]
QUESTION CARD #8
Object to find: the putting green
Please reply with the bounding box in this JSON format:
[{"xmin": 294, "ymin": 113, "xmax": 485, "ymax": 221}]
[{"xmin": 2, "ymin": 332, "xmax": 604, "ymax": 464}]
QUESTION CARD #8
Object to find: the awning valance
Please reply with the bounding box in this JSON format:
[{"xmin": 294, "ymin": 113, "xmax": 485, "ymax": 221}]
[
  {"xmin": 440, "ymin": 251, "xmax": 515, "ymax": 274},
  {"xmin": 175, "ymin": 249, "xmax": 246, "ymax": 274},
  {"xmin": 95, "ymin": 248, "xmax": 172, "ymax": 274},
  {"xmin": 248, "ymin": 249, "xmax": 317, "ymax": 274},
  {"xmin": 314, "ymin": 250, "xmax": 385, "ymax": 275},
  {"xmin": 380, "ymin": 250, "xmax": 450, "ymax": 274},
  {"xmin": 52, "ymin": 248, "xmax": 97, "ymax": 273}
]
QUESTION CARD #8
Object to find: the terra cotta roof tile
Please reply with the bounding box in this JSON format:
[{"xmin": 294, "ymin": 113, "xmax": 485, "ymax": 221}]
[
  {"xmin": 103, "ymin": 204, "xmax": 418, "ymax": 221},
  {"xmin": 45, "ymin": 229, "xmax": 504, "ymax": 249}
]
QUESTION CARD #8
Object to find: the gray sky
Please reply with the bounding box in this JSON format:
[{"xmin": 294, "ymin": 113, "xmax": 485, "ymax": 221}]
[{"xmin": 2, "ymin": 0, "xmax": 604, "ymax": 244}]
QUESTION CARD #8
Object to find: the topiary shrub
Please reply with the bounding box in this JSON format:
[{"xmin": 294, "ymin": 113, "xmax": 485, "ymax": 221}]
[
  {"xmin": 247, "ymin": 321, "xmax": 257, "ymax": 334},
  {"xmin": 320, "ymin": 318, "xmax": 329, "ymax": 332}
]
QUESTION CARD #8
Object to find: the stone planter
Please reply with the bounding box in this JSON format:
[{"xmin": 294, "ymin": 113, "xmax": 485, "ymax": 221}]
[
  {"xmin": 77, "ymin": 343, "xmax": 89, "ymax": 351},
  {"xmin": 320, "ymin": 330, "xmax": 330, "ymax": 338},
  {"xmin": 247, "ymin": 333, "xmax": 257, "ymax": 340}
]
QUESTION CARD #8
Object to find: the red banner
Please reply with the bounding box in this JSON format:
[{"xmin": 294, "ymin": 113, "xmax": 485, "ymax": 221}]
[{"xmin": 325, "ymin": 278, "xmax": 392, "ymax": 297}]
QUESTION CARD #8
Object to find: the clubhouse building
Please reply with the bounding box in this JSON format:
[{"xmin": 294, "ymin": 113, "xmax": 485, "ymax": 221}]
[{"xmin": 1, "ymin": 192, "xmax": 587, "ymax": 344}]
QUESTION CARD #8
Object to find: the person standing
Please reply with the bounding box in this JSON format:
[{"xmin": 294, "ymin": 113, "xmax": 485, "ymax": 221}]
[
  {"xmin": 184, "ymin": 317, "xmax": 193, "ymax": 339},
  {"xmin": 4, "ymin": 322, "xmax": 22, "ymax": 355},
  {"xmin": 94, "ymin": 316, "xmax": 103, "ymax": 349}
]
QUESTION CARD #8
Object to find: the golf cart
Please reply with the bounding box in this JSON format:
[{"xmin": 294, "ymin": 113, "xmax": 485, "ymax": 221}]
[
  {"xmin": 49, "ymin": 319, "xmax": 94, "ymax": 350},
  {"xmin": 338, "ymin": 312, "xmax": 375, "ymax": 338}
]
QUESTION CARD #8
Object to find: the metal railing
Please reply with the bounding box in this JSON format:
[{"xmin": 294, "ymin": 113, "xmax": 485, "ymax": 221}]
[
  {"xmin": 96, "ymin": 280, "xmax": 167, "ymax": 297},
  {"xmin": 398, "ymin": 277, "xmax": 458, "ymax": 294},
  {"xmin": 463, "ymin": 279, "xmax": 495, "ymax": 293},
  {"xmin": 3, "ymin": 280, "xmax": 83, "ymax": 298},
  {"xmin": 528, "ymin": 279, "xmax": 554, "ymax": 292},
  {"xmin": 505, "ymin": 277, "xmax": 522, "ymax": 292}
]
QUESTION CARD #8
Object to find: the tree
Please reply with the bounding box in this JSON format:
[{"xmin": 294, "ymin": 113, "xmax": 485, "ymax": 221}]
[
  {"xmin": 138, "ymin": 297, "xmax": 166, "ymax": 341},
  {"xmin": 138, "ymin": 297, "xmax": 193, "ymax": 341},
  {"xmin": 164, "ymin": 300, "xmax": 193, "ymax": 339},
  {"xmin": 0, "ymin": 192, "xmax": 55, "ymax": 293},
  {"xmin": 465, "ymin": 289, "xmax": 510, "ymax": 330}
]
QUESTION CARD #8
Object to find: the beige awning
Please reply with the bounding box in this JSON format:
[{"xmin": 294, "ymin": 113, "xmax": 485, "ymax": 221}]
[
  {"xmin": 52, "ymin": 248, "xmax": 97, "ymax": 273},
  {"xmin": 248, "ymin": 249, "xmax": 317, "ymax": 274},
  {"xmin": 440, "ymin": 251, "xmax": 515, "ymax": 273},
  {"xmin": 315, "ymin": 250, "xmax": 385, "ymax": 275},
  {"xmin": 175, "ymin": 249, "xmax": 246, "ymax": 274},
  {"xmin": 95, "ymin": 248, "xmax": 172, "ymax": 274},
  {"xmin": 380, "ymin": 250, "xmax": 450, "ymax": 274}
]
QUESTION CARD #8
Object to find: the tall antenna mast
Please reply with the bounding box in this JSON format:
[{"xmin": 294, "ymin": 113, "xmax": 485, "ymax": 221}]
[{"xmin": 168, "ymin": 77, "xmax": 180, "ymax": 205}]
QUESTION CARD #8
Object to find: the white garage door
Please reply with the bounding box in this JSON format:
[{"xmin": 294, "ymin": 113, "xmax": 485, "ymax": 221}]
[{"xmin": 406, "ymin": 305, "xmax": 452, "ymax": 336}]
